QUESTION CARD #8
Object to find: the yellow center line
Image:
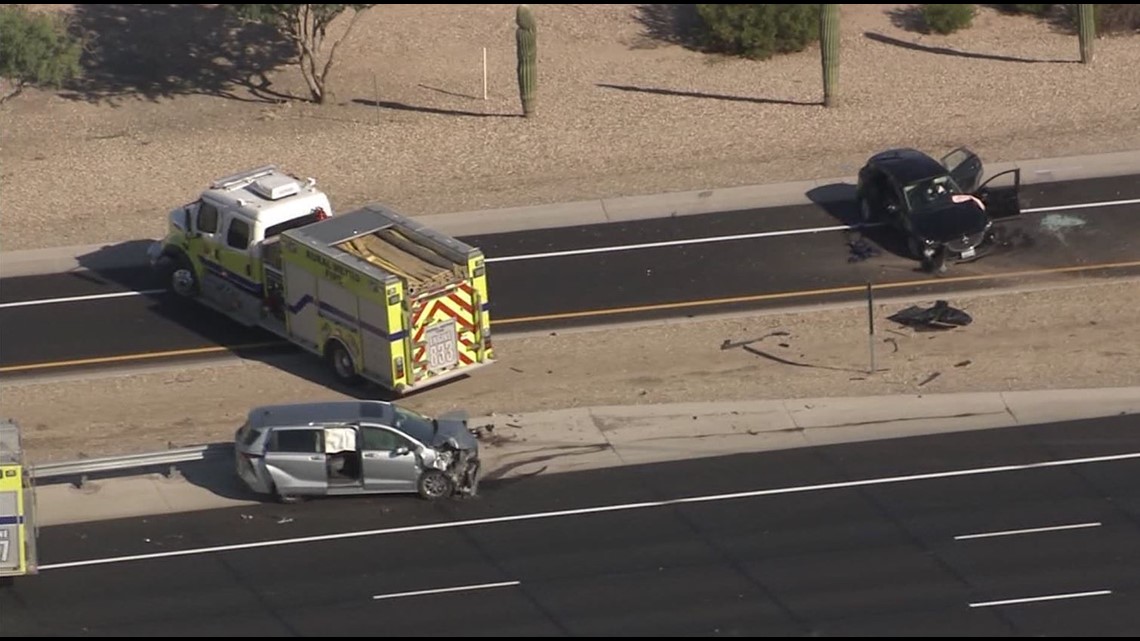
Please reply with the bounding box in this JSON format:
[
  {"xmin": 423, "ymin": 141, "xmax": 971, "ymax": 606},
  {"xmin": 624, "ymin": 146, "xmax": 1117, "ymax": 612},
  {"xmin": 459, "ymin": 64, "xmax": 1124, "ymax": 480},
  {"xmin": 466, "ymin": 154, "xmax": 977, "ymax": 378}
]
[
  {"xmin": 495, "ymin": 259, "xmax": 1140, "ymax": 325},
  {"xmin": 0, "ymin": 342, "xmax": 287, "ymax": 373},
  {"xmin": 3, "ymin": 259, "xmax": 1139, "ymax": 375}
]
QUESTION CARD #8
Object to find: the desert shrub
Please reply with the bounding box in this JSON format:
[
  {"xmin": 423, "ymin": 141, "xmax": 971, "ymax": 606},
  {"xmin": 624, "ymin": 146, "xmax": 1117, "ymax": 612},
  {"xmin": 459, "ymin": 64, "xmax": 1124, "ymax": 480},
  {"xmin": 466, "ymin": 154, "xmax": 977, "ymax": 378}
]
[
  {"xmin": 1067, "ymin": 4, "xmax": 1140, "ymax": 35},
  {"xmin": 695, "ymin": 4, "xmax": 821, "ymax": 60},
  {"xmin": 922, "ymin": 4, "xmax": 976, "ymax": 34},
  {"xmin": 994, "ymin": 4, "xmax": 1137, "ymax": 36},
  {"xmin": 0, "ymin": 5, "xmax": 83, "ymax": 102},
  {"xmin": 995, "ymin": 4, "xmax": 1055, "ymax": 17}
]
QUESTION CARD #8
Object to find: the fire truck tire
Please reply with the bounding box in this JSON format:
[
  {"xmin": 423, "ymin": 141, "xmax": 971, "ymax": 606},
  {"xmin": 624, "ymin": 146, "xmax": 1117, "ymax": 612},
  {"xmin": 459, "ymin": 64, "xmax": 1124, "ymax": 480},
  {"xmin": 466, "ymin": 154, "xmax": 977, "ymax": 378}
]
[
  {"xmin": 326, "ymin": 340, "xmax": 363, "ymax": 386},
  {"xmin": 158, "ymin": 253, "xmax": 199, "ymax": 298}
]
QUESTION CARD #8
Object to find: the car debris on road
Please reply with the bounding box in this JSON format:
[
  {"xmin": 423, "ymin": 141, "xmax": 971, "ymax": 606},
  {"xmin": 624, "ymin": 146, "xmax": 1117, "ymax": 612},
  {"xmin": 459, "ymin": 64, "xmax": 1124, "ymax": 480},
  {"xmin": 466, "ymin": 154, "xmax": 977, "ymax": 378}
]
[{"xmin": 888, "ymin": 300, "xmax": 973, "ymax": 331}]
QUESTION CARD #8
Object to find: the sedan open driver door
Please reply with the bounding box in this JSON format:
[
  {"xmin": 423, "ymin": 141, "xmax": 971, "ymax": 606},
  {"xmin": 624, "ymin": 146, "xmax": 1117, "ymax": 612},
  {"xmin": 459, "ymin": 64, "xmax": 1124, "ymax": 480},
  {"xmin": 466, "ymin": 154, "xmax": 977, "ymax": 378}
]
[
  {"xmin": 940, "ymin": 147, "xmax": 984, "ymax": 194},
  {"xmin": 975, "ymin": 169, "xmax": 1023, "ymax": 220}
]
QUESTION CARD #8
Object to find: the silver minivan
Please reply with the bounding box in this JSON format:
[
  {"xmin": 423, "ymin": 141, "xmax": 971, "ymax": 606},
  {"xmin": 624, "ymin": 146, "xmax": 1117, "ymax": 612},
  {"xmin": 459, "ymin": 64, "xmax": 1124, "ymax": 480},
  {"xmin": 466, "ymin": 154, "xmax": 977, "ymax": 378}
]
[{"xmin": 234, "ymin": 400, "xmax": 481, "ymax": 503}]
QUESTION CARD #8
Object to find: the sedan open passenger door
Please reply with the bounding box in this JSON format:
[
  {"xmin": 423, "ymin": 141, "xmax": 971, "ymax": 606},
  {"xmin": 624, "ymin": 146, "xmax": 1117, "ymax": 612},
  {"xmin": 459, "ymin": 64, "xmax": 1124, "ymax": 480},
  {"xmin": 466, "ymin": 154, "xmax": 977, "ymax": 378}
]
[
  {"xmin": 975, "ymin": 168, "xmax": 1022, "ymax": 220},
  {"xmin": 940, "ymin": 147, "xmax": 983, "ymax": 193}
]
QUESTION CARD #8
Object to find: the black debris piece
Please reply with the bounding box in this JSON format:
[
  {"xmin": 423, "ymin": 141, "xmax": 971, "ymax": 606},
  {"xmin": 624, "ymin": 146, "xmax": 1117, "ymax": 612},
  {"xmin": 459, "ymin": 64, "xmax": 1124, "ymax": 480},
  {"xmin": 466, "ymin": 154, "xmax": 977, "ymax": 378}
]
[
  {"xmin": 918, "ymin": 371, "xmax": 941, "ymax": 387},
  {"xmin": 721, "ymin": 330, "xmax": 791, "ymax": 351},
  {"xmin": 847, "ymin": 237, "xmax": 882, "ymax": 263},
  {"xmin": 888, "ymin": 300, "xmax": 973, "ymax": 331},
  {"xmin": 883, "ymin": 337, "xmax": 899, "ymax": 353},
  {"xmin": 743, "ymin": 345, "xmax": 870, "ymax": 374},
  {"xmin": 954, "ymin": 359, "xmax": 972, "ymax": 368}
]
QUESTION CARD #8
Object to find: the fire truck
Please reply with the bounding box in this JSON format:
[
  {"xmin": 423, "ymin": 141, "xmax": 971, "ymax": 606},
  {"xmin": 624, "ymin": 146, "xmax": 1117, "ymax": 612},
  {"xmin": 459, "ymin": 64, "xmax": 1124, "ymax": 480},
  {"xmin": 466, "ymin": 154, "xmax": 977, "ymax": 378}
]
[
  {"xmin": 147, "ymin": 166, "xmax": 495, "ymax": 395},
  {"xmin": 0, "ymin": 419, "xmax": 37, "ymax": 583}
]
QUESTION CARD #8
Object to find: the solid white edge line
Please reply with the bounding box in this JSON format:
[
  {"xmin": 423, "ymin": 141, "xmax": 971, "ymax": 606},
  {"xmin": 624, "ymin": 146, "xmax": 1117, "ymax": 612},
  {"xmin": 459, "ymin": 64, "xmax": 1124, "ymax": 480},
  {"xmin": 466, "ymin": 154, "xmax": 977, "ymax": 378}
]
[
  {"xmin": 968, "ymin": 590, "xmax": 1112, "ymax": 608},
  {"xmin": 483, "ymin": 223, "xmax": 862, "ymax": 263},
  {"xmin": 5, "ymin": 197, "xmax": 1138, "ymax": 308},
  {"xmin": 954, "ymin": 522, "xmax": 1102, "ymax": 540},
  {"xmin": 1022, "ymin": 198, "xmax": 1140, "ymax": 213},
  {"xmin": 372, "ymin": 580, "xmax": 520, "ymax": 601},
  {"xmin": 0, "ymin": 289, "xmax": 166, "ymax": 309},
  {"xmin": 36, "ymin": 450, "xmax": 1140, "ymax": 572}
]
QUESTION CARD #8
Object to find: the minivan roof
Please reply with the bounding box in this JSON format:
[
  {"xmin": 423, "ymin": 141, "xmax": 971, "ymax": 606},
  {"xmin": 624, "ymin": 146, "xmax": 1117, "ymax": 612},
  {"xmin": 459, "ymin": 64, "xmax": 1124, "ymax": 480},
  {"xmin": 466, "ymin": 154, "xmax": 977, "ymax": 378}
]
[{"xmin": 246, "ymin": 400, "xmax": 395, "ymax": 429}]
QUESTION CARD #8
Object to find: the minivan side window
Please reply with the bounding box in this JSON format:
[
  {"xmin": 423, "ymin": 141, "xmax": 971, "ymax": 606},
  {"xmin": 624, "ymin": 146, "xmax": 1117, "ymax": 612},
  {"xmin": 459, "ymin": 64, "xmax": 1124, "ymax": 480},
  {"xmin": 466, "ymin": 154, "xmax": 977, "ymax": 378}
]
[
  {"xmin": 239, "ymin": 423, "xmax": 263, "ymax": 447},
  {"xmin": 362, "ymin": 426, "xmax": 409, "ymax": 452},
  {"xmin": 269, "ymin": 428, "xmax": 323, "ymax": 453}
]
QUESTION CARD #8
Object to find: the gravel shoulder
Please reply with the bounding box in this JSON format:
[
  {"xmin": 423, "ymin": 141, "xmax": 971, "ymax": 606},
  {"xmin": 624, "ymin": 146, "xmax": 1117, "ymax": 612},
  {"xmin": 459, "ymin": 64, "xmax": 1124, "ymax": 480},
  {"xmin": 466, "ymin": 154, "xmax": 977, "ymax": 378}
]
[
  {"xmin": 3, "ymin": 4, "xmax": 1140, "ymax": 250},
  {"xmin": 4, "ymin": 277, "xmax": 1138, "ymax": 465}
]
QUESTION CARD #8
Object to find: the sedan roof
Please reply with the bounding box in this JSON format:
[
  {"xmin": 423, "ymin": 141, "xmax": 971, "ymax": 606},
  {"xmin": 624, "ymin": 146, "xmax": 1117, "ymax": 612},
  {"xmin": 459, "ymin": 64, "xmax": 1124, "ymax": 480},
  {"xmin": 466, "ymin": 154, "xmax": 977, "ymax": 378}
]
[{"xmin": 869, "ymin": 148, "xmax": 948, "ymax": 184}]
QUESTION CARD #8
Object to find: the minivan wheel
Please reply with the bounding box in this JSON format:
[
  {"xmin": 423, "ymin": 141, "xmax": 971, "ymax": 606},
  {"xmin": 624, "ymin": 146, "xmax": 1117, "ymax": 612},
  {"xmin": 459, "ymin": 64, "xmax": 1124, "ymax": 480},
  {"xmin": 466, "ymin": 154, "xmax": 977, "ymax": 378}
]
[{"xmin": 417, "ymin": 470, "xmax": 453, "ymax": 501}]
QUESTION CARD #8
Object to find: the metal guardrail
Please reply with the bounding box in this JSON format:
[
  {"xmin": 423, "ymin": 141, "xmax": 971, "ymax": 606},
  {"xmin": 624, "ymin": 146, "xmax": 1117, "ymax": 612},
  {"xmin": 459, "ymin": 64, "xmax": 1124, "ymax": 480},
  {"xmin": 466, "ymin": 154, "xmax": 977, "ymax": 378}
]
[{"xmin": 31, "ymin": 443, "xmax": 234, "ymax": 480}]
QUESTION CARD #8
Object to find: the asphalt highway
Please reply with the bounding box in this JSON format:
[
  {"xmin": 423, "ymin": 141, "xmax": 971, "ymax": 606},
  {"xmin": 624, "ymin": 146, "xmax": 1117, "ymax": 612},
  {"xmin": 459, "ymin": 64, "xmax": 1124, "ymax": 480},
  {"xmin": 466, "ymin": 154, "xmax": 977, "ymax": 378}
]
[
  {"xmin": 3, "ymin": 414, "xmax": 1140, "ymax": 635},
  {"xmin": 2, "ymin": 174, "xmax": 1139, "ymax": 376}
]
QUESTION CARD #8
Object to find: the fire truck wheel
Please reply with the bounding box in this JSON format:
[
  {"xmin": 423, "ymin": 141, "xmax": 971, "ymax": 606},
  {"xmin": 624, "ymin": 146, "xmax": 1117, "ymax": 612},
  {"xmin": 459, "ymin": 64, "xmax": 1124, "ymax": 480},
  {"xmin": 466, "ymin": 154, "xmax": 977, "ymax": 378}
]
[
  {"xmin": 326, "ymin": 341, "xmax": 363, "ymax": 386},
  {"xmin": 159, "ymin": 254, "xmax": 199, "ymax": 298}
]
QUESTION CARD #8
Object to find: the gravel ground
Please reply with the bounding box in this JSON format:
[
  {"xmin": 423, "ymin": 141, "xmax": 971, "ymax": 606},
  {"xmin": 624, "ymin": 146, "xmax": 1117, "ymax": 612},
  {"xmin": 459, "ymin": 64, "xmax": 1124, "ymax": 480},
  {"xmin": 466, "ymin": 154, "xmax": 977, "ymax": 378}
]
[
  {"xmin": 4, "ymin": 277, "xmax": 1139, "ymax": 464},
  {"xmin": 2, "ymin": 4, "xmax": 1140, "ymax": 250}
]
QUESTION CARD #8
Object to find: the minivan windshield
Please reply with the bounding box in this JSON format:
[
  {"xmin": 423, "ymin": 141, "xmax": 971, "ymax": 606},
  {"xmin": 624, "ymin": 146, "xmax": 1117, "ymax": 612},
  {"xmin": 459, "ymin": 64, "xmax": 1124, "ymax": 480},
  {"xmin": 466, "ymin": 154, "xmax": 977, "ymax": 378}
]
[{"xmin": 392, "ymin": 406, "xmax": 435, "ymax": 444}]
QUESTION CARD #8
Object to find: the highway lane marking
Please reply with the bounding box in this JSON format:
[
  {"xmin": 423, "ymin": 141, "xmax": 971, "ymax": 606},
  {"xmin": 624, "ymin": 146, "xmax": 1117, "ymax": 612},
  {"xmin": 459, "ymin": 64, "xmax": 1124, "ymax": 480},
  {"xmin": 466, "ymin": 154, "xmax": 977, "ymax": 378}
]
[
  {"xmin": 0, "ymin": 288, "xmax": 167, "ymax": 309},
  {"xmin": 494, "ymin": 258, "xmax": 1140, "ymax": 325},
  {"xmin": 3, "ymin": 196, "xmax": 1138, "ymax": 309},
  {"xmin": 483, "ymin": 223, "xmax": 861, "ymax": 263},
  {"xmin": 954, "ymin": 522, "xmax": 1102, "ymax": 540},
  {"xmin": 0, "ymin": 223, "xmax": 860, "ymax": 308},
  {"xmin": 1023, "ymin": 197, "xmax": 1140, "ymax": 214},
  {"xmin": 372, "ymin": 580, "xmax": 521, "ymax": 601},
  {"xmin": 36, "ymin": 449, "xmax": 1140, "ymax": 572},
  {"xmin": 968, "ymin": 590, "xmax": 1113, "ymax": 608},
  {"xmin": 5, "ymin": 258, "xmax": 1140, "ymax": 374},
  {"xmin": 0, "ymin": 342, "xmax": 286, "ymax": 373},
  {"xmin": 484, "ymin": 197, "xmax": 1140, "ymax": 264}
]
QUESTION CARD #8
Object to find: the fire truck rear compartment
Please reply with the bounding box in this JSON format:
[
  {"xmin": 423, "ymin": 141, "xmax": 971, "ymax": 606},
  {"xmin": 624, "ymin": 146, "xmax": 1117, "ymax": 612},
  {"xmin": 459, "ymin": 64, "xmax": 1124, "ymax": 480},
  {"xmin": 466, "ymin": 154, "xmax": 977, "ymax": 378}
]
[{"xmin": 337, "ymin": 227, "xmax": 462, "ymax": 297}]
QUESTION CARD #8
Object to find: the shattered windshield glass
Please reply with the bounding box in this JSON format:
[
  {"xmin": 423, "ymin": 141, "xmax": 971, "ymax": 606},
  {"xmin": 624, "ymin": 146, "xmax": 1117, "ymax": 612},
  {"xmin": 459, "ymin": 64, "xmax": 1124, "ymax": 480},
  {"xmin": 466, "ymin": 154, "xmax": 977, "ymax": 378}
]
[{"xmin": 904, "ymin": 175, "xmax": 962, "ymax": 214}]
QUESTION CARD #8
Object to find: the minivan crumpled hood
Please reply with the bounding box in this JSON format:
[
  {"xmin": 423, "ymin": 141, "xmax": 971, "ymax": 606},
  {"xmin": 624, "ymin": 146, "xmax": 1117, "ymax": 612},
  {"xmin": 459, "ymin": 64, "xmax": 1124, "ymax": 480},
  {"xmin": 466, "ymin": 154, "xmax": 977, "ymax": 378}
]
[
  {"xmin": 432, "ymin": 417, "xmax": 479, "ymax": 451},
  {"xmin": 911, "ymin": 202, "xmax": 989, "ymax": 243}
]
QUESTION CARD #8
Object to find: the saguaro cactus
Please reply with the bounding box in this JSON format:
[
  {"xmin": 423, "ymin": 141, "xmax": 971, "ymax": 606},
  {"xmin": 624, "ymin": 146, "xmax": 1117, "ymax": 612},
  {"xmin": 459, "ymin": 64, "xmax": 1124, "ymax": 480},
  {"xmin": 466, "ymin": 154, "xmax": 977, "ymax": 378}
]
[
  {"xmin": 820, "ymin": 4, "xmax": 840, "ymax": 108},
  {"xmin": 515, "ymin": 4, "xmax": 537, "ymax": 117},
  {"xmin": 1077, "ymin": 4, "xmax": 1095, "ymax": 64}
]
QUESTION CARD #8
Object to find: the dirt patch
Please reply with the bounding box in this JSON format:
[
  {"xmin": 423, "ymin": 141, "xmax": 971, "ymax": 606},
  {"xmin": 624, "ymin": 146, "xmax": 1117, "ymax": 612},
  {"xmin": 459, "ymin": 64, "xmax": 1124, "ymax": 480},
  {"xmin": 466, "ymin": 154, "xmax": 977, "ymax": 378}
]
[
  {"xmin": 2, "ymin": 4, "xmax": 1140, "ymax": 251},
  {"xmin": 4, "ymin": 277, "xmax": 1138, "ymax": 465}
]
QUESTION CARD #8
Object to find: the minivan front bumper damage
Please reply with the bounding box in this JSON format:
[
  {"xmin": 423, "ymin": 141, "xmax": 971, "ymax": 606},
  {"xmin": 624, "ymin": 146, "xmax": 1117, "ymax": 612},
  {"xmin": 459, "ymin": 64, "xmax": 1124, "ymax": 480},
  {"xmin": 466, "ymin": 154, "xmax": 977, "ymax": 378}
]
[{"xmin": 431, "ymin": 447, "xmax": 481, "ymax": 497}]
